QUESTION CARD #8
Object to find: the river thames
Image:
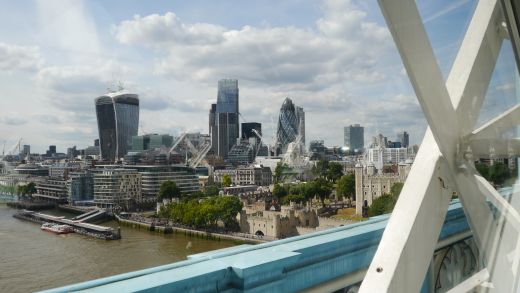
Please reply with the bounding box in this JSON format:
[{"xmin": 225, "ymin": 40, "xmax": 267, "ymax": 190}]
[{"xmin": 0, "ymin": 202, "xmax": 238, "ymax": 292}]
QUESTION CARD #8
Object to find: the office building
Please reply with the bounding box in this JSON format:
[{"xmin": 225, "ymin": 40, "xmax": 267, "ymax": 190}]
[
  {"xmin": 93, "ymin": 168, "xmax": 142, "ymax": 210},
  {"xmin": 397, "ymin": 131, "xmax": 410, "ymax": 148},
  {"xmin": 33, "ymin": 177, "xmax": 69, "ymax": 203},
  {"xmin": 210, "ymin": 79, "xmax": 239, "ymax": 159},
  {"xmin": 344, "ymin": 124, "xmax": 364, "ymax": 151},
  {"xmin": 95, "ymin": 92, "xmax": 139, "ymax": 162},
  {"xmin": 20, "ymin": 145, "xmax": 30, "ymax": 158},
  {"xmin": 228, "ymin": 142, "xmax": 254, "ymax": 166},
  {"xmin": 117, "ymin": 165, "xmax": 199, "ymax": 202},
  {"xmin": 68, "ymin": 170, "xmax": 94, "ymax": 204},
  {"xmin": 242, "ymin": 122, "xmax": 262, "ymax": 140},
  {"xmin": 276, "ymin": 97, "xmax": 305, "ymax": 153}
]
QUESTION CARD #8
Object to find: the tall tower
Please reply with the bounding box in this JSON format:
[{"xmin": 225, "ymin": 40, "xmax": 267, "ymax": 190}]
[
  {"xmin": 276, "ymin": 97, "xmax": 305, "ymax": 154},
  {"xmin": 397, "ymin": 131, "xmax": 409, "ymax": 148},
  {"xmin": 344, "ymin": 124, "xmax": 364, "ymax": 151},
  {"xmin": 212, "ymin": 79, "xmax": 239, "ymax": 159},
  {"xmin": 95, "ymin": 92, "xmax": 139, "ymax": 162}
]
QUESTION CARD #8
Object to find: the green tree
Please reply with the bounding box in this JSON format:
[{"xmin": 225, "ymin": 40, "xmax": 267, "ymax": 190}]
[
  {"xmin": 158, "ymin": 181, "xmax": 181, "ymax": 202},
  {"xmin": 368, "ymin": 194, "xmax": 393, "ymax": 217},
  {"xmin": 327, "ymin": 162, "xmax": 344, "ymax": 182},
  {"xmin": 367, "ymin": 182, "xmax": 405, "ymax": 217},
  {"xmin": 204, "ymin": 185, "xmax": 220, "ymax": 197},
  {"xmin": 283, "ymin": 193, "xmax": 306, "ymax": 205},
  {"xmin": 222, "ymin": 174, "xmax": 232, "ymax": 187},
  {"xmin": 274, "ymin": 162, "xmax": 290, "ymax": 183},
  {"xmin": 272, "ymin": 183, "xmax": 287, "ymax": 198},
  {"xmin": 475, "ymin": 163, "xmax": 489, "ymax": 179},
  {"xmin": 337, "ymin": 173, "xmax": 356, "ymax": 200},
  {"xmin": 489, "ymin": 162, "xmax": 510, "ymax": 186},
  {"xmin": 312, "ymin": 160, "xmax": 329, "ymax": 178},
  {"xmin": 313, "ymin": 178, "xmax": 332, "ymax": 206}
]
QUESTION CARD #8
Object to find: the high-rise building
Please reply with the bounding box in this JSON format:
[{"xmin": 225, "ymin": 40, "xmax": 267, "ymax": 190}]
[
  {"xmin": 94, "ymin": 139, "xmax": 100, "ymax": 147},
  {"xmin": 397, "ymin": 131, "xmax": 410, "ymax": 148},
  {"xmin": 95, "ymin": 92, "xmax": 139, "ymax": 162},
  {"xmin": 20, "ymin": 145, "xmax": 30, "ymax": 158},
  {"xmin": 276, "ymin": 97, "xmax": 305, "ymax": 153},
  {"xmin": 210, "ymin": 79, "xmax": 239, "ymax": 159},
  {"xmin": 132, "ymin": 134, "xmax": 173, "ymax": 152},
  {"xmin": 241, "ymin": 122, "xmax": 262, "ymax": 140},
  {"xmin": 344, "ymin": 124, "xmax": 364, "ymax": 151},
  {"xmin": 296, "ymin": 107, "xmax": 305, "ymax": 145}
]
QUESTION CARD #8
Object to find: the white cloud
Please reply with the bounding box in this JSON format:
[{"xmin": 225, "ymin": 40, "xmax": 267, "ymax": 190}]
[
  {"xmin": 115, "ymin": 12, "xmax": 226, "ymax": 46},
  {"xmin": 113, "ymin": 0, "xmax": 391, "ymax": 90},
  {"xmin": 0, "ymin": 43, "xmax": 43, "ymax": 71}
]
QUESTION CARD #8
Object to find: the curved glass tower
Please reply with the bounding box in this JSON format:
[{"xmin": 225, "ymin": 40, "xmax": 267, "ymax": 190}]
[
  {"xmin": 95, "ymin": 92, "xmax": 139, "ymax": 162},
  {"xmin": 276, "ymin": 97, "xmax": 304, "ymax": 153}
]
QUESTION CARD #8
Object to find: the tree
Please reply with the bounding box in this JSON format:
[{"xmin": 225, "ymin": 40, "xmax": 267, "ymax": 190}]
[
  {"xmin": 158, "ymin": 181, "xmax": 181, "ymax": 202},
  {"xmin": 327, "ymin": 162, "xmax": 344, "ymax": 182},
  {"xmin": 313, "ymin": 178, "xmax": 332, "ymax": 206},
  {"xmin": 222, "ymin": 174, "xmax": 232, "ymax": 187},
  {"xmin": 204, "ymin": 185, "xmax": 220, "ymax": 197},
  {"xmin": 283, "ymin": 194, "xmax": 306, "ymax": 205},
  {"xmin": 312, "ymin": 160, "xmax": 329, "ymax": 178},
  {"xmin": 475, "ymin": 163, "xmax": 489, "ymax": 179},
  {"xmin": 272, "ymin": 184, "xmax": 287, "ymax": 198},
  {"xmin": 337, "ymin": 173, "xmax": 355, "ymax": 200},
  {"xmin": 274, "ymin": 162, "xmax": 289, "ymax": 183},
  {"xmin": 489, "ymin": 163, "xmax": 510, "ymax": 186},
  {"xmin": 476, "ymin": 162, "xmax": 511, "ymax": 186},
  {"xmin": 367, "ymin": 182, "xmax": 404, "ymax": 217},
  {"xmin": 17, "ymin": 182, "xmax": 37, "ymax": 198}
]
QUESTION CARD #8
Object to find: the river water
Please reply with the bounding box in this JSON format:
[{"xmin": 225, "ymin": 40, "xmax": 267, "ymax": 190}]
[{"xmin": 0, "ymin": 202, "xmax": 238, "ymax": 292}]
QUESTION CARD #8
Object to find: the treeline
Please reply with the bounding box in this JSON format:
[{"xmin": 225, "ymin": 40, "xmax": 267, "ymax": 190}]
[
  {"xmin": 476, "ymin": 162, "xmax": 516, "ymax": 186},
  {"xmin": 272, "ymin": 160, "xmax": 356, "ymax": 206},
  {"xmin": 157, "ymin": 181, "xmax": 242, "ymax": 231}
]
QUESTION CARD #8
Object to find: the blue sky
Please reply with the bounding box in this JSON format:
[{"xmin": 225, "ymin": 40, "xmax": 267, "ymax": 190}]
[{"xmin": 0, "ymin": 0, "xmax": 515, "ymax": 153}]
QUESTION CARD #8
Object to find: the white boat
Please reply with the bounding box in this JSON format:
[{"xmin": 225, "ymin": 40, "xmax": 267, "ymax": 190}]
[{"xmin": 41, "ymin": 222, "xmax": 74, "ymax": 234}]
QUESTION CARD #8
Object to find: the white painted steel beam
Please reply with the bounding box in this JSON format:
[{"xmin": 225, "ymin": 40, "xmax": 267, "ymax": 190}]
[
  {"xmin": 470, "ymin": 138, "xmax": 520, "ymax": 157},
  {"xmin": 447, "ymin": 0, "xmax": 503, "ymax": 134},
  {"xmin": 360, "ymin": 131, "xmax": 455, "ymax": 292},
  {"xmin": 376, "ymin": 0, "xmax": 460, "ymax": 164},
  {"xmin": 361, "ymin": 0, "xmax": 505, "ymax": 292},
  {"xmin": 471, "ymin": 104, "xmax": 520, "ymax": 140}
]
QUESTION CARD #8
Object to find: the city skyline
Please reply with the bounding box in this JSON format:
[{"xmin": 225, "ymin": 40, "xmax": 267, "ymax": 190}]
[{"xmin": 0, "ymin": 0, "xmax": 515, "ymax": 153}]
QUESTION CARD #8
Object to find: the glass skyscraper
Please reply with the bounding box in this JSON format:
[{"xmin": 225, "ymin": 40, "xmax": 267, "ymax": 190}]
[
  {"xmin": 210, "ymin": 79, "xmax": 239, "ymax": 159},
  {"xmin": 95, "ymin": 92, "xmax": 139, "ymax": 162},
  {"xmin": 276, "ymin": 97, "xmax": 305, "ymax": 154},
  {"xmin": 344, "ymin": 124, "xmax": 364, "ymax": 151}
]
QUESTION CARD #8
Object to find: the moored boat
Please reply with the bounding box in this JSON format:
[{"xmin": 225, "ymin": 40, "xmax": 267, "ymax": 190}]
[{"xmin": 41, "ymin": 222, "xmax": 74, "ymax": 234}]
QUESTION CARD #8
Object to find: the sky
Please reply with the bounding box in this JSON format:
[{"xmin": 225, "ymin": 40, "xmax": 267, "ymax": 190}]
[{"xmin": 0, "ymin": 0, "xmax": 516, "ymax": 154}]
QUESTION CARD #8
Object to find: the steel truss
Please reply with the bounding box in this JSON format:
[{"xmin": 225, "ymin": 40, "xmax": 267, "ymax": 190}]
[{"xmin": 360, "ymin": 0, "xmax": 520, "ymax": 292}]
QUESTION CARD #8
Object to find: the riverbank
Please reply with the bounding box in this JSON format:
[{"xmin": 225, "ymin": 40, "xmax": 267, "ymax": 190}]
[{"xmin": 115, "ymin": 215, "xmax": 267, "ymax": 244}]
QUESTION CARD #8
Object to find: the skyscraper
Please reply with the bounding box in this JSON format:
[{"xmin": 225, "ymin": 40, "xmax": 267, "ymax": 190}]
[
  {"xmin": 210, "ymin": 79, "xmax": 239, "ymax": 159},
  {"xmin": 95, "ymin": 92, "xmax": 139, "ymax": 162},
  {"xmin": 241, "ymin": 122, "xmax": 262, "ymax": 140},
  {"xmin": 397, "ymin": 131, "xmax": 409, "ymax": 148},
  {"xmin": 276, "ymin": 97, "xmax": 305, "ymax": 153},
  {"xmin": 344, "ymin": 124, "xmax": 364, "ymax": 151}
]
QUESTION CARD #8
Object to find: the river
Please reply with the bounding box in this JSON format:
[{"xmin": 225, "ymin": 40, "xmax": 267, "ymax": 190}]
[{"xmin": 0, "ymin": 201, "xmax": 238, "ymax": 292}]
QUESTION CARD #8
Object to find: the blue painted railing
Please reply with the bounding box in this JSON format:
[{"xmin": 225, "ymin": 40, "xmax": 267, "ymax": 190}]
[{"xmin": 41, "ymin": 200, "xmax": 471, "ymax": 292}]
